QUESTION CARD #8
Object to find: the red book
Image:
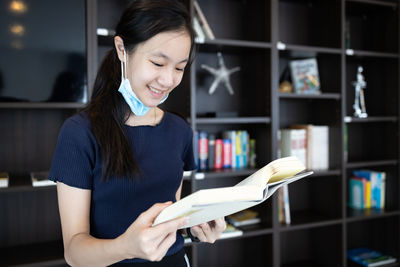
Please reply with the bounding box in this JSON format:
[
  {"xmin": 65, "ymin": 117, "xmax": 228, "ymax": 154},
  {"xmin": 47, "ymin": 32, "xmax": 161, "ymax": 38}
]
[{"xmin": 214, "ymin": 139, "xmax": 223, "ymax": 169}]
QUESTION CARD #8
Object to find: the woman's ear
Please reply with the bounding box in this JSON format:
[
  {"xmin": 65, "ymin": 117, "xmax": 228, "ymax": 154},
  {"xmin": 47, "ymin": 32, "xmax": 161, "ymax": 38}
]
[{"xmin": 114, "ymin": 36, "xmax": 125, "ymax": 62}]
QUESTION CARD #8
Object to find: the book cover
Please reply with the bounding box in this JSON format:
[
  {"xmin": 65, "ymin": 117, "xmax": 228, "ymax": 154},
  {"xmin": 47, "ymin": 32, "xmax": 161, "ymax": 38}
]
[
  {"xmin": 289, "ymin": 58, "xmax": 321, "ymax": 94},
  {"xmin": 153, "ymin": 156, "xmax": 313, "ymax": 228},
  {"xmin": 348, "ymin": 247, "xmax": 397, "ymax": 267},
  {"xmin": 226, "ymin": 209, "xmax": 260, "ymax": 227}
]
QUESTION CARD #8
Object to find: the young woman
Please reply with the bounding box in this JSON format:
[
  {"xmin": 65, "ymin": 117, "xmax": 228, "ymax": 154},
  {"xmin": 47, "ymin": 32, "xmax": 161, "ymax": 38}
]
[{"xmin": 49, "ymin": 1, "xmax": 226, "ymax": 266}]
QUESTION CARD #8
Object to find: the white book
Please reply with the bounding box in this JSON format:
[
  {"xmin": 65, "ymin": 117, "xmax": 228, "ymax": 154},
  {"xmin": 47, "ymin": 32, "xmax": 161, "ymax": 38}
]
[
  {"xmin": 0, "ymin": 172, "xmax": 9, "ymax": 188},
  {"xmin": 153, "ymin": 156, "xmax": 313, "ymax": 229},
  {"xmin": 31, "ymin": 171, "xmax": 55, "ymax": 187}
]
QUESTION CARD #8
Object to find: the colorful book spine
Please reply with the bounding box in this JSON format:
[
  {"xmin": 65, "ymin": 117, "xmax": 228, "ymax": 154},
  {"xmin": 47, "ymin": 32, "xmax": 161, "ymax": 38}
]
[
  {"xmin": 249, "ymin": 139, "xmax": 256, "ymax": 168},
  {"xmin": 349, "ymin": 177, "xmax": 364, "ymax": 209},
  {"xmin": 353, "ymin": 170, "xmax": 385, "ymax": 209},
  {"xmin": 198, "ymin": 131, "xmax": 208, "ymax": 171},
  {"xmin": 235, "ymin": 131, "xmax": 242, "ymax": 168},
  {"xmin": 214, "ymin": 139, "xmax": 223, "ymax": 169},
  {"xmin": 222, "ymin": 139, "xmax": 232, "ymax": 168},
  {"xmin": 208, "ymin": 134, "xmax": 215, "ymax": 171}
]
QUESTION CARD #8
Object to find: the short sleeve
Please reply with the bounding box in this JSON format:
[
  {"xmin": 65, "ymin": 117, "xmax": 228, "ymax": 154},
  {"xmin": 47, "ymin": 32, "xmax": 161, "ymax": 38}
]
[
  {"xmin": 48, "ymin": 115, "xmax": 96, "ymax": 189},
  {"xmin": 182, "ymin": 127, "xmax": 197, "ymax": 171}
]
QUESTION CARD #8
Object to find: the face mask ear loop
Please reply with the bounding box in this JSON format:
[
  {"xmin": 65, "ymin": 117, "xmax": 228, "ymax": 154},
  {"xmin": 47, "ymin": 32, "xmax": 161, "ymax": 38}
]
[
  {"xmin": 120, "ymin": 47, "xmax": 127, "ymax": 81},
  {"xmin": 123, "ymin": 48, "xmax": 127, "ymax": 80}
]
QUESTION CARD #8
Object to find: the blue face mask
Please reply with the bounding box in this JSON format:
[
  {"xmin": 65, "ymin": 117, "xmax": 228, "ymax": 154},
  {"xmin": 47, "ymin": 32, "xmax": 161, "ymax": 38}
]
[{"xmin": 118, "ymin": 48, "xmax": 168, "ymax": 116}]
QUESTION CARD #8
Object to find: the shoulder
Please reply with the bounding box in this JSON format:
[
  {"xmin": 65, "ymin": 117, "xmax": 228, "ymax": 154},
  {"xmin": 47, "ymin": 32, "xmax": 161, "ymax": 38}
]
[{"xmin": 59, "ymin": 112, "xmax": 95, "ymax": 141}]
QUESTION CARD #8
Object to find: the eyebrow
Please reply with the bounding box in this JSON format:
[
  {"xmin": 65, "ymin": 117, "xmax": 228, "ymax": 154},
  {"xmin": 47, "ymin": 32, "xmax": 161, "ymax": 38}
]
[{"xmin": 151, "ymin": 52, "xmax": 188, "ymax": 64}]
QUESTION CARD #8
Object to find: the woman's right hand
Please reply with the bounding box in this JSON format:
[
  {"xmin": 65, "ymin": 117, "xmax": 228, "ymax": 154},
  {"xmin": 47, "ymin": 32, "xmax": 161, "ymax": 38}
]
[{"xmin": 118, "ymin": 202, "xmax": 188, "ymax": 262}]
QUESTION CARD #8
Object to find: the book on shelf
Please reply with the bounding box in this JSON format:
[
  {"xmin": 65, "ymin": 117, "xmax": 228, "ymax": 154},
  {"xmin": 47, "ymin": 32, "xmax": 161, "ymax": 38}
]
[
  {"xmin": 0, "ymin": 172, "xmax": 9, "ymax": 188},
  {"xmin": 289, "ymin": 125, "xmax": 329, "ymax": 170},
  {"xmin": 226, "ymin": 209, "xmax": 261, "ymax": 227},
  {"xmin": 289, "ymin": 58, "xmax": 321, "ymax": 94},
  {"xmin": 347, "ymin": 247, "xmax": 397, "ymax": 267},
  {"xmin": 31, "ymin": 171, "xmax": 55, "ymax": 187},
  {"xmin": 153, "ymin": 156, "xmax": 313, "ymax": 229},
  {"xmin": 193, "ymin": 0, "xmax": 215, "ymax": 40},
  {"xmin": 278, "ymin": 128, "xmax": 307, "ymax": 166},
  {"xmin": 349, "ymin": 170, "xmax": 386, "ymax": 210},
  {"xmin": 196, "ymin": 130, "xmax": 255, "ymax": 171},
  {"xmin": 278, "ymin": 185, "xmax": 291, "ymax": 225}
]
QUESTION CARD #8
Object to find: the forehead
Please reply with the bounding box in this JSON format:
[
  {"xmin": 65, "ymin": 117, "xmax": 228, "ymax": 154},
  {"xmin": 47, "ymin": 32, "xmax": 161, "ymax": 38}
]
[{"xmin": 133, "ymin": 31, "xmax": 191, "ymax": 62}]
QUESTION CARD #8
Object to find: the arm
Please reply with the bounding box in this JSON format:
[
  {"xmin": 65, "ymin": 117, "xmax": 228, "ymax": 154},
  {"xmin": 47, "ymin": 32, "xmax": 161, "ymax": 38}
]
[
  {"xmin": 176, "ymin": 178, "xmax": 226, "ymax": 243},
  {"xmin": 57, "ymin": 182, "xmax": 188, "ymax": 266}
]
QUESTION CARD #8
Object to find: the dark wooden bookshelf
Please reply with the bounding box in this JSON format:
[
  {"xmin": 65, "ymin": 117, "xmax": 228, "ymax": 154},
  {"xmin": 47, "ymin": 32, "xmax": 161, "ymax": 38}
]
[
  {"xmin": 195, "ymin": 116, "xmax": 271, "ymax": 124},
  {"xmin": 1, "ymin": 0, "xmax": 399, "ymax": 266},
  {"xmin": 0, "ymin": 241, "xmax": 65, "ymax": 267},
  {"xmin": 279, "ymin": 93, "xmax": 341, "ymax": 100},
  {"xmin": 0, "ymin": 102, "xmax": 86, "ymax": 109},
  {"xmin": 347, "ymin": 0, "xmax": 398, "ymax": 8},
  {"xmin": 345, "ymin": 159, "xmax": 398, "ymax": 169},
  {"xmin": 197, "ymin": 38, "xmax": 272, "ymax": 49},
  {"xmin": 281, "ymin": 44, "xmax": 342, "ymax": 55},
  {"xmin": 344, "ymin": 116, "xmax": 398, "ymax": 123},
  {"xmin": 347, "ymin": 49, "xmax": 399, "ymax": 58}
]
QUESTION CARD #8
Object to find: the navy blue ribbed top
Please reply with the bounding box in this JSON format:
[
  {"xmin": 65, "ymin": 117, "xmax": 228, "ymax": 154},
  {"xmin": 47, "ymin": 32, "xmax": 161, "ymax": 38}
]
[{"xmin": 49, "ymin": 111, "xmax": 196, "ymax": 263}]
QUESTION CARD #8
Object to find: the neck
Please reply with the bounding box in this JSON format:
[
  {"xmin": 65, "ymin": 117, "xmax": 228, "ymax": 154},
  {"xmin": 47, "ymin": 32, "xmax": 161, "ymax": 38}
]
[{"xmin": 126, "ymin": 107, "xmax": 161, "ymax": 127}]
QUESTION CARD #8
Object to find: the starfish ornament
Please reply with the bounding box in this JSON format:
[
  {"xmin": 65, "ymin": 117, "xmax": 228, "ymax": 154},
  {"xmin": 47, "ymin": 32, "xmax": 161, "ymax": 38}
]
[{"xmin": 201, "ymin": 52, "xmax": 240, "ymax": 95}]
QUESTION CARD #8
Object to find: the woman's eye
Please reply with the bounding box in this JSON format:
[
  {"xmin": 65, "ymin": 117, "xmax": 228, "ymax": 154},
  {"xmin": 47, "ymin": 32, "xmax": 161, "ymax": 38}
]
[
  {"xmin": 176, "ymin": 67, "xmax": 184, "ymax": 72},
  {"xmin": 151, "ymin": 61, "xmax": 163, "ymax": 67}
]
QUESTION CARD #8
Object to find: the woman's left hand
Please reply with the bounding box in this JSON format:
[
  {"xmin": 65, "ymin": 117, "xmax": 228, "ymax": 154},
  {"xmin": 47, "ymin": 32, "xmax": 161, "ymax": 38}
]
[{"xmin": 189, "ymin": 217, "xmax": 226, "ymax": 243}]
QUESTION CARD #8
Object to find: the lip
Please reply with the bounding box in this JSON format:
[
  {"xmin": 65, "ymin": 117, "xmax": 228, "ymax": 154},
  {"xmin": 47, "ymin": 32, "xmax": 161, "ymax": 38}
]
[{"xmin": 148, "ymin": 85, "xmax": 167, "ymax": 98}]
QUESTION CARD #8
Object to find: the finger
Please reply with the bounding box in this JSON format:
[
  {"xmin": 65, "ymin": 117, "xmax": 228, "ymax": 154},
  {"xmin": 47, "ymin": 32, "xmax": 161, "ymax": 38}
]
[
  {"xmin": 139, "ymin": 202, "xmax": 172, "ymax": 224},
  {"xmin": 191, "ymin": 225, "xmax": 206, "ymax": 241},
  {"xmin": 149, "ymin": 216, "xmax": 188, "ymax": 242},
  {"xmin": 214, "ymin": 218, "xmax": 227, "ymax": 232},
  {"xmin": 200, "ymin": 223, "xmax": 213, "ymax": 241},
  {"xmin": 157, "ymin": 231, "xmax": 177, "ymax": 256}
]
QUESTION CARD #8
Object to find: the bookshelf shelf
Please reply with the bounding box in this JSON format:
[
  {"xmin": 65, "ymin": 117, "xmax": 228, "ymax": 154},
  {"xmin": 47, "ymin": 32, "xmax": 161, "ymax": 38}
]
[
  {"xmin": 346, "ymin": 49, "xmax": 399, "ymax": 58},
  {"xmin": 311, "ymin": 169, "xmax": 342, "ymax": 177},
  {"xmin": 195, "ymin": 116, "xmax": 271, "ymax": 124},
  {"xmin": 196, "ymin": 38, "xmax": 272, "ymax": 49},
  {"xmin": 344, "ymin": 116, "xmax": 398, "ymax": 123},
  {"xmin": 346, "ymin": 0, "xmax": 398, "ymax": 8},
  {"xmin": 345, "ymin": 159, "xmax": 398, "ymax": 169},
  {"xmin": 279, "ymin": 218, "xmax": 342, "ymax": 233},
  {"xmin": 279, "ymin": 93, "xmax": 341, "ymax": 100},
  {"xmin": 0, "ymin": 102, "xmax": 86, "ymax": 109},
  {"xmin": 282, "ymin": 44, "xmax": 342, "ymax": 55},
  {"xmin": 346, "ymin": 209, "xmax": 400, "ymax": 222}
]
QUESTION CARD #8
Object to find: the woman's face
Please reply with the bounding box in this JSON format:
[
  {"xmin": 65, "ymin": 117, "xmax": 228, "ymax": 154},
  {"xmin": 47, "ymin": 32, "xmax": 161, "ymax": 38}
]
[{"xmin": 124, "ymin": 31, "xmax": 191, "ymax": 108}]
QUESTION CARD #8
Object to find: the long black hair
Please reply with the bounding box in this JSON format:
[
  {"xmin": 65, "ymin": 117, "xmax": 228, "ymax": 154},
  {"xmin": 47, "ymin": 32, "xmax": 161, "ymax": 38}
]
[{"xmin": 85, "ymin": 0, "xmax": 195, "ymax": 180}]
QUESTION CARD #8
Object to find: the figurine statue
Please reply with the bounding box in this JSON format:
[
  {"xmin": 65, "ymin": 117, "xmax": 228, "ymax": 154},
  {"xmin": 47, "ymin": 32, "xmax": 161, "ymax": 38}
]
[
  {"xmin": 201, "ymin": 52, "xmax": 240, "ymax": 95},
  {"xmin": 352, "ymin": 66, "xmax": 368, "ymax": 118}
]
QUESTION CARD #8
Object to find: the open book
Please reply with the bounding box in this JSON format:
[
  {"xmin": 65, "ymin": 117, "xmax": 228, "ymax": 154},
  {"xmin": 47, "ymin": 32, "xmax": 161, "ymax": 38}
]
[{"xmin": 153, "ymin": 156, "xmax": 313, "ymax": 229}]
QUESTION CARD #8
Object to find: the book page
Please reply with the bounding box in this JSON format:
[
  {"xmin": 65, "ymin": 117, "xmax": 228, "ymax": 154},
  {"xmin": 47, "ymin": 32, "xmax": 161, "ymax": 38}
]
[{"xmin": 235, "ymin": 156, "xmax": 305, "ymax": 187}]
